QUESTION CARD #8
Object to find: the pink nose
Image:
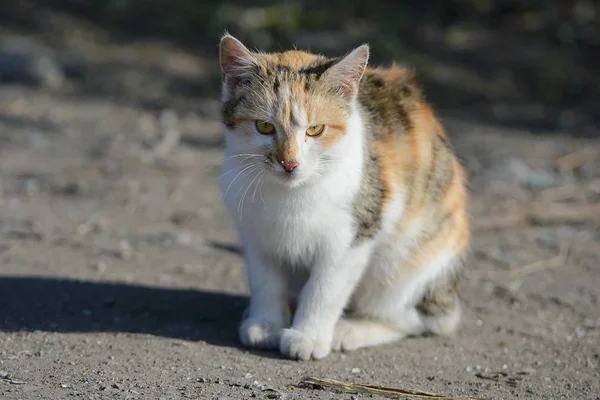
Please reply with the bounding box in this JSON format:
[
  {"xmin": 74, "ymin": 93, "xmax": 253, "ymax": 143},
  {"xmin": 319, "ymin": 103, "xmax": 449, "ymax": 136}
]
[{"xmin": 279, "ymin": 159, "xmax": 299, "ymax": 172}]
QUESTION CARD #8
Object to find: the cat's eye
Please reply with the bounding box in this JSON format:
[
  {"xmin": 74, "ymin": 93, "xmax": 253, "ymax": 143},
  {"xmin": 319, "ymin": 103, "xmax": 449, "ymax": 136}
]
[
  {"xmin": 306, "ymin": 124, "xmax": 325, "ymax": 137},
  {"xmin": 255, "ymin": 120, "xmax": 275, "ymax": 135}
]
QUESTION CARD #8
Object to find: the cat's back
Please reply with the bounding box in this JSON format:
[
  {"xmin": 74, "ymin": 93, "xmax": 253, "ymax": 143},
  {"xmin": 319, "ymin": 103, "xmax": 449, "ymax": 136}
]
[
  {"xmin": 357, "ymin": 63, "xmax": 468, "ymax": 249},
  {"xmin": 358, "ymin": 64, "xmax": 447, "ymax": 142}
]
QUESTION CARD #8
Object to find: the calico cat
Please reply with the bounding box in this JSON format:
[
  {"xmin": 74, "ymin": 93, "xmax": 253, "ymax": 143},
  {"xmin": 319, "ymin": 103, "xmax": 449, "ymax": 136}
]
[{"xmin": 219, "ymin": 33, "xmax": 469, "ymax": 361}]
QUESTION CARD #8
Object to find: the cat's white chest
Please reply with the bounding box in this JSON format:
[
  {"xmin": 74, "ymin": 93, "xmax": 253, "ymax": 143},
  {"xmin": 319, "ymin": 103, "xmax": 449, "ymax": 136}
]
[
  {"xmin": 221, "ymin": 161, "xmax": 357, "ymax": 268},
  {"xmin": 240, "ymin": 184, "xmax": 353, "ymax": 268}
]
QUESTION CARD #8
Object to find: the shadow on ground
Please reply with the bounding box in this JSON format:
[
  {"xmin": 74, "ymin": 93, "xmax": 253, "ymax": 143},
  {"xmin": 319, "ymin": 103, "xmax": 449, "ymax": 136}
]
[{"xmin": 0, "ymin": 277, "xmax": 247, "ymax": 347}]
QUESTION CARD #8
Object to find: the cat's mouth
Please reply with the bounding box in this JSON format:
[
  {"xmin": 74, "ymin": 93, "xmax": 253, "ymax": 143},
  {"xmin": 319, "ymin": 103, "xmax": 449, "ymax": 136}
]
[{"xmin": 272, "ymin": 168, "xmax": 306, "ymax": 187}]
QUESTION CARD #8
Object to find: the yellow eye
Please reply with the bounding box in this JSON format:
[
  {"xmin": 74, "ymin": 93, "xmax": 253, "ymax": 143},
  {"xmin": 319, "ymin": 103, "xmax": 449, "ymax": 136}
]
[
  {"xmin": 255, "ymin": 120, "xmax": 275, "ymax": 135},
  {"xmin": 306, "ymin": 124, "xmax": 325, "ymax": 137}
]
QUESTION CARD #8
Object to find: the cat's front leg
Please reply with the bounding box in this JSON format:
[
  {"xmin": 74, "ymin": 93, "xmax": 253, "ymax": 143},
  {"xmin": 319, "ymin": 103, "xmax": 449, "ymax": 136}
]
[
  {"xmin": 239, "ymin": 243, "xmax": 290, "ymax": 349},
  {"xmin": 280, "ymin": 242, "xmax": 373, "ymax": 360}
]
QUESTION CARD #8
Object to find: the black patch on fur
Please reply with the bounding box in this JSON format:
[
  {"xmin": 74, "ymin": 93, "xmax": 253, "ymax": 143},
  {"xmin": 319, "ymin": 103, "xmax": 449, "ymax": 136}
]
[
  {"xmin": 221, "ymin": 95, "xmax": 245, "ymax": 128},
  {"xmin": 367, "ymin": 75, "xmax": 385, "ymax": 88},
  {"xmin": 351, "ymin": 142, "xmax": 385, "ymax": 246},
  {"xmin": 425, "ymin": 135, "xmax": 454, "ymax": 204},
  {"xmin": 299, "ymin": 59, "xmax": 337, "ymax": 78},
  {"xmin": 274, "ymin": 64, "xmax": 292, "ymax": 73},
  {"xmin": 416, "ymin": 277, "xmax": 460, "ymax": 317}
]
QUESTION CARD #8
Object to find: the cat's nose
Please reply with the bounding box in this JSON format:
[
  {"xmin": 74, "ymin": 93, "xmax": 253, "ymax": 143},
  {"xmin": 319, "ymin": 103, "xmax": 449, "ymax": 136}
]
[{"xmin": 278, "ymin": 159, "xmax": 299, "ymax": 172}]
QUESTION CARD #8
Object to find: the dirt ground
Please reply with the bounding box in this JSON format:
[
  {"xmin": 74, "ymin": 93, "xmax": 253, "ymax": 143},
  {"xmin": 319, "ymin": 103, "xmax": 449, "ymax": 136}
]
[{"xmin": 1, "ymin": 9, "xmax": 600, "ymax": 400}]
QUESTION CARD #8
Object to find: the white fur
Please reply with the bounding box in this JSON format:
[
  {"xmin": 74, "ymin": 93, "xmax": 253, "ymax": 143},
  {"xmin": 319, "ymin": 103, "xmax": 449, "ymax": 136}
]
[
  {"xmin": 220, "ymin": 41, "xmax": 462, "ymax": 360},
  {"xmin": 221, "ymin": 102, "xmax": 462, "ymax": 359}
]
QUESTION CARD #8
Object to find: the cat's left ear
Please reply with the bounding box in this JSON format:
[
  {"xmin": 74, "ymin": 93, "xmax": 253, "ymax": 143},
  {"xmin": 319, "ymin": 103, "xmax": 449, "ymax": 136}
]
[
  {"xmin": 325, "ymin": 44, "xmax": 370, "ymax": 100},
  {"xmin": 219, "ymin": 33, "xmax": 258, "ymax": 89}
]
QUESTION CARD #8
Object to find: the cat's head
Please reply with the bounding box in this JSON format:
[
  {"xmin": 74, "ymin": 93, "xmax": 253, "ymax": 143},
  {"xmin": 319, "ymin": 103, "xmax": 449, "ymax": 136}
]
[{"xmin": 219, "ymin": 33, "xmax": 369, "ymax": 187}]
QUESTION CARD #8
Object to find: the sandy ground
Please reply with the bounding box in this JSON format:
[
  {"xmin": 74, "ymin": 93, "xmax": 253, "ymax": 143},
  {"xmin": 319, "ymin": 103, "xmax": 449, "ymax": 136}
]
[{"xmin": 1, "ymin": 17, "xmax": 600, "ymax": 400}]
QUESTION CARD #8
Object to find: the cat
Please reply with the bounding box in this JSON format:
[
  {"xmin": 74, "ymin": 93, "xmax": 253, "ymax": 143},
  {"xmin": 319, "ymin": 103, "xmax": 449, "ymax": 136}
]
[{"xmin": 218, "ymin": 33, "xmax": 469, "ymax": 361}]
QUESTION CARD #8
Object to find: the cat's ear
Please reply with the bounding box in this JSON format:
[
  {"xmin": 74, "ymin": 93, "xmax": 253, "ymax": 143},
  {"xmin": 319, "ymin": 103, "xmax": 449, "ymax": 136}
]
[
  {"xmin": 325, "ymin": 44, "xmax": 370, "ymax": 100},
  {"xmin": 219, "ymin": 33, "xmax": 257, "ymax": 89}
]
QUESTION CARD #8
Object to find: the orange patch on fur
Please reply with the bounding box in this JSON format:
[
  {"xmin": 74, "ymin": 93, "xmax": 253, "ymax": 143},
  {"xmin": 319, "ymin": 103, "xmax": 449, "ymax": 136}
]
[
  {"xmin": 407, "ymin": 223, "xmax": 456, "ymax": 270},
  {"xmin": 275, "ymin": 137, "xmax": 299, "ymax": 162},
  {"xmin": 273, "ymin": 51, "xmax": 321, "ymax": 69},
  {"xmin": 421, "ymin": 103, "xmax": 448, "ymax": 141},
  {"xmin": 374, "ymin": 132, "xmax": 413, "ymax": 207},
  {"xmin": 318, "ymin": 124, "xmax": 347, "ymax": 151}
]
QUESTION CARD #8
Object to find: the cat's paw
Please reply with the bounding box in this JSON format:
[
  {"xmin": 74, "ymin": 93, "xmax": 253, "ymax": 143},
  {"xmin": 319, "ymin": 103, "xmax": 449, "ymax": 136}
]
[
  {"xmin": 239, "ymin": 318, "xmax": 283, "ymax": 349},
  {"xmin": 279, "ymin": 328, "xmax": 330, "ymax": 361},
  {"xmin": 331, "ymin": 318, "xmax": 358, "ymax": 352}
]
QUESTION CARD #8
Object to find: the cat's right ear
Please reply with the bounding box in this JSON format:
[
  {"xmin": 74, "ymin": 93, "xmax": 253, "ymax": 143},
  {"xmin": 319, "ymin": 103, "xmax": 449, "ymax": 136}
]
[{"xmin": 219, "ymin": 33, "xmax": 257, "ymax": 90}]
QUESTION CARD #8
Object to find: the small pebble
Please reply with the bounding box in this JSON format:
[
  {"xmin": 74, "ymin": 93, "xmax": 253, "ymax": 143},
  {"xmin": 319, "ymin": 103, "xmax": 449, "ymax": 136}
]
[
  {"xmin": 351, "ymin": 367, "xmax": 361, "ymax": 374},
  {"xmin": 119, "ymin": 240, "xmax": 134, "ymax": 260},
  {"xmin": 476, "ymin": 319, "xmax": 483, "ymax": 327},
  {"xmin": 23, "ymin": 178, "xmax": 40, "ymax": 196},
  {"xmin": 90, "ymin": 260, "xmax": 107, "ymax": 273}
]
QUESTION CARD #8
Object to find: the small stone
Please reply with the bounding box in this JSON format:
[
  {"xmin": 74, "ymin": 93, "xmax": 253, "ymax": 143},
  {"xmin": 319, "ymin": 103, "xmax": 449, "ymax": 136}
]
[
  {"xmin": 112, "ymin": 383, "xmax": 121, "ymax": 390},
  {"xmin": 23, "ymin": 178, "xmax": 40, "ymax": 196},
  {"xmin": 60, "ymin": 383, "xmax": 71, "ymax": 388},
  {"xmin": 90, "ymin": 260, "xmax": 107, "ymax": 273},
  {"xmin": 351, "ymin": 367, "xmax": 361, "ymax": 374},
  {"xmin": 466, "ymin": 366, "xmax": 473, "ymax": 373},
  {"xmin": 0, "ymin": 39, "xmax": 64, "ymax": 88},
  {"xmin": 119, "ymin": 240, "xmax": 134, "ymax": 260},
  {"xmin": 476, "ymin": 319, "xmax": 483, "ymax": 327},
  {"xmin": 196, "ymin": 377, "xmax": 206, "ymax": 383}
]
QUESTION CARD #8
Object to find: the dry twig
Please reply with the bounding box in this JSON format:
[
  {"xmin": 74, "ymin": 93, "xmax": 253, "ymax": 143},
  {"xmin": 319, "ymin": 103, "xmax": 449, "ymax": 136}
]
[
  {"xmin": 506, "ymin": 240, "xmax": 571, "ymax": 279},
  {"xmin": 537, "ymin": 179, "xmax": 600, "ymax": 202},
  {"xmin": 473, "ymin": 202, "xmax": 600, "ymax": 231},
  {"xmin": 299, "ymin": 377, "xmax": 487, "ymax": 400},
  {"xmin": 554, "ymin": 148, "xmax": 597, "ymax": 171}
]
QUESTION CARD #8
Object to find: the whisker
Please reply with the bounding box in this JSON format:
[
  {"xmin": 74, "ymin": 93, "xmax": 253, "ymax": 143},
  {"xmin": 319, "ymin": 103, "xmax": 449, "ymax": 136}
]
[
  {"xmin": 222, "ymin": 153, "xmax": 264, "ymax": 162},
  {"xmin": 218, "ymin": 159, "xmax": 259, "ymax": 179},
  {"xmin": 205, "ymin": 154, "xmax": 264, "ymax": 174},
  {"xmin": 222, "ymin": 164, "xmax": 258, "ymax": 200},
  {"xmin": 252, "ymin": 169, "xmax": 268, "ymax": 203},
  {"xmin": 238, "ymin": 168, "xmax": 263, "ymax": 222}
]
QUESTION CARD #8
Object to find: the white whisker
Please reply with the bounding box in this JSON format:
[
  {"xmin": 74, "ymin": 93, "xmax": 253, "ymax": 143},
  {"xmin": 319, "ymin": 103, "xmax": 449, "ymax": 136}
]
[
  {"xmin": 238, "ymin": 167, "xmax": 263, "ymax": 222},
  {"xmin": 252, "ymin": 169, "xmax": 268, "ymax": 204},
  {"xmin": 222, "ymin": 164, "xmax": 258, "ymax": 200}
]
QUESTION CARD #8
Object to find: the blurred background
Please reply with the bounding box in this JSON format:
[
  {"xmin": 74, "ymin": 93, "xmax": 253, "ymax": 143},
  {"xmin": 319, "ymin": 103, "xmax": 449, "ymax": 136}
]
[
  {"xmin": 1, "ymin": 2, "xmax": 600, "ymax": 398},
  {"xmin": 1, "ymin": 0, "xmax": 598, "ymax": 134}
]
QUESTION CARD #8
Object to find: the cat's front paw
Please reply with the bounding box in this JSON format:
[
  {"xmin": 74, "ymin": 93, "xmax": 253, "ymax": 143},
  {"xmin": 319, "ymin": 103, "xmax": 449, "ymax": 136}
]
[
  {"xmin": 279, "ymin": 328, "xmax": 330, "ymax": 361},
  {"xmin": 239, "ymin": 318, "xmax": 283, "ymax": 349}
]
